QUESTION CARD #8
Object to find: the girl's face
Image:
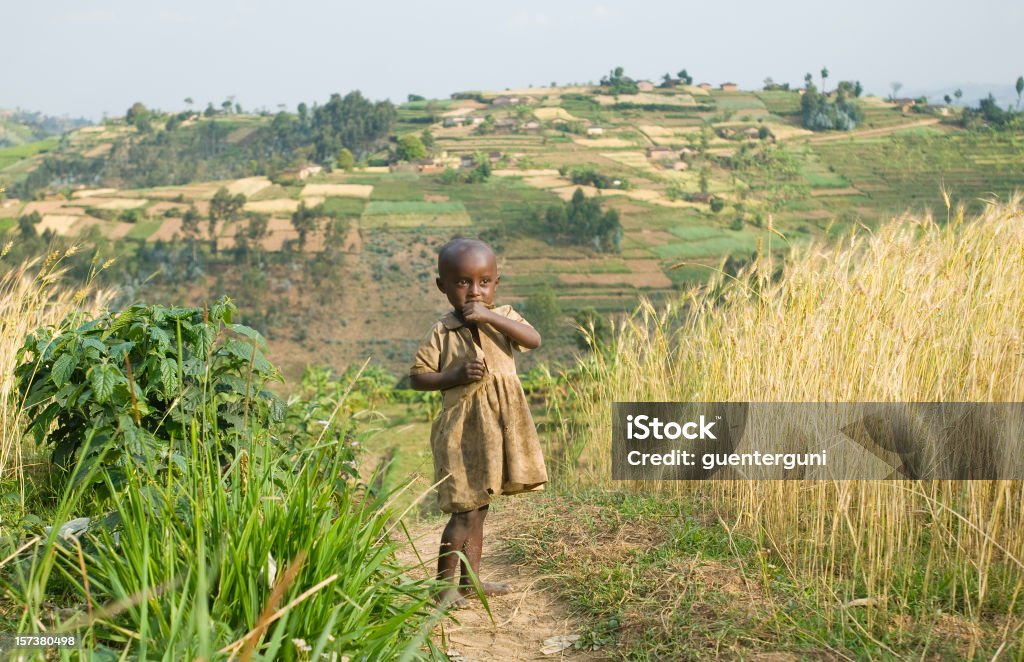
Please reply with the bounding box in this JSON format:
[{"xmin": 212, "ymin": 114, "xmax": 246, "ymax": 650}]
[{"xmin": 436, "ymin": 248, "xmax": 500, "ymax": 315}]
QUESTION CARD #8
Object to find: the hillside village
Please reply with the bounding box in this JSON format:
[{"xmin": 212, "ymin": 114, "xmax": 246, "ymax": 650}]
[{"xmin": 2, "ymin": 76, "xmax": 1022, "ymax": 377}]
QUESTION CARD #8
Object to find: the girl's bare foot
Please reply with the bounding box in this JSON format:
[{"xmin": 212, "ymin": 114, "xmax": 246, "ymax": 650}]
[
  {"xmin": 461, "ymin": 581, "xmax": 513, "ymax": 598},
  {"xmin": 436, "ymin": 587, "xmax": 469, "ymax": 609}
]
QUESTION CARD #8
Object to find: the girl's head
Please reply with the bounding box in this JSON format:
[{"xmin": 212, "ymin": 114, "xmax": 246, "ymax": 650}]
[{"xmin": 436, "ymin": 238, "xmax": 499, "ymax": 312}]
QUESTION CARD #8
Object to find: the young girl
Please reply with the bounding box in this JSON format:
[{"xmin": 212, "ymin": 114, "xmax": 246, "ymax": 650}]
[{"xmin": 409, "ymin": 238, "xmax": 547, "ymax": 607}]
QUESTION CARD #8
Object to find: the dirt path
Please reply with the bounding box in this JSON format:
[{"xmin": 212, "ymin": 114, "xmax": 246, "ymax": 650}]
[
  {"xmin": 395, "ymin": 499, "xmax": 599, "ymax": 661},
  {"xmin": 803, "ymin": 118, "xmax": 940, "ymax": 143}
]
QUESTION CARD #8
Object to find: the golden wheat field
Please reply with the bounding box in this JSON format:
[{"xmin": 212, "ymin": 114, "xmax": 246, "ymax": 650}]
[{"xmin": 556, "ymin": 199, "xmax": 1024, "ymax": 654}]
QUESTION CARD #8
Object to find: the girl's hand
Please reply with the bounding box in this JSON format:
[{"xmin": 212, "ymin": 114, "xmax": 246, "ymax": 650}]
[
  {"xmin": 458, "ymin": 358, "xmax": 487, "ymax": 383},
  {"xmin": 462, "ymin": 302, "xmax": 494, "ymax": 324}
]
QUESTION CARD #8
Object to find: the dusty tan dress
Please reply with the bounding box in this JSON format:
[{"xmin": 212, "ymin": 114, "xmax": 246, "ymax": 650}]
[{"xmin": 410, "ymin": 305, "xmax": 547, "ymax": 513}]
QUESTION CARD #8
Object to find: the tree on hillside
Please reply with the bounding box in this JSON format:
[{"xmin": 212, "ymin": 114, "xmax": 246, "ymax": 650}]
[
  {"xmin": 820, "ymin": 67, "xmax": 829, "ymax": 93},
  {"xmin": 954, "ymin": 89, "xmax": 963, "ymax": 102},
  {"xmin": 290, "ymin": 201, "xmax": 324, "ymax": 252},
  {"xmin": 836, "ymin": 80, "xmax": 862, "ymax": 98},
  {"xmin": 890, "ymin": 82, "xmax": 903, "ymax": 101},
  {"xmin": 801, "ymin": 83, "xmax": 862, "ymax": 130},
  {"xmin": 523, "ymin": 284, "xmax": 562, "ymax": 338},
  {"xmin": 962, "ymin": 94, "xmax": 1021, "ymax": 130},
  {"xmin": 677, "ymin": 69, "xmax": 693, "ymax": 85},
  {"xmin": 396, "ymin": 134, "xmax": 427, "ymax": 161},
  {"xmin": 541, "ymin": 188, "xmax": 622, "ymax": 253},
  {"xmin": 336, "ymin": 147, "xmax": 355, "ymax": 172},
  {"xmin": 310, "ymin": 91, "xmax": 397, "ymax": 163},
  {"xmin": 126, "ymin": 102, "xmax": 152, "ymax": 132},
  {"xmin": 181, "ymin": 205, "xmax": 202, "ymax": 262},
  {"xmin": 1017, "ymin": 76, "xmax": 1023, "ymax": 109},
  {"xmin": 208, "ymin": 187, "xmax": 246, "ymax": 254},
  {"xmin": 600, "ymin": 66, "xmax": 639, "ymax": 95},
  {"xmin": 18, "ymin": 212, "xmax": 41, "ymax": 238},
  {"xmin": 420, "ymin": 128, "xmax": 435, "ymax": 150}
]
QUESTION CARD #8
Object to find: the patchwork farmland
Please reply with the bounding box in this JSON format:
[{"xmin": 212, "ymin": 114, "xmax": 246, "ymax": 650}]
[{"xmin": 2, "ymin": 82, "xmax": 1022, "ymax": 375}]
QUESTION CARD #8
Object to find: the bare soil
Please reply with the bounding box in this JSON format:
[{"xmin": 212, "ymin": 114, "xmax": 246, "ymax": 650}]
[{"xmin": 396, "ymin": 499, "xmax": 601, "ymax": 661}]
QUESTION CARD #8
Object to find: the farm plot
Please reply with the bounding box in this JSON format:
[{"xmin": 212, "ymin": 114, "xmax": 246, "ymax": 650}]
[
  {"xmin": 244, "ymin": 199, "xmax": 301, "ymax": 214},
  {"xmin": 149, "ymin": 218, "xmax": 183, "ymax": 241},
  {"xmin": 301, "ymin": 183, "xmax": 374, "ymax": 198},
  {"xmin": 360, "ymin": 200, "xmax": 471, "ymax": 228},
  {"xmin": 226, "ymin": 176, "xmax": 273, "ymax": 197},
  {"xmin": 709, "ymin": 94, "xmax": 768, "ymax": 112},
  {"xmin": 22, "ymin": 200, "xmax": 77, "ymax": 215},
  {"xmin": 38, "ymin": 215, "xmax": 82, "ymax": 236},
  {"xmin": 321, "ymin": 197, "xmax": 366, "ymax": 218},
  {"xmin": 595, "ymin": 93, "xmax": 697, "ymax": 107},
  {"xmin": 94, "ymin": 198, "xmax": 149, "ymax": 211},
  {"xmin": 502, "ymin": 258, "xmax": 630, "ymax": 274},
  {"xmin": 571, "ymin": 137, "xmax": 637, "ymax": 148},
  {"xmin": 812, "ymin": 132, "xmax": 1024, "ymax": 216},
  {"xmin": 756, "ymin": 91, "xmax": 802, "ymax": 115},
  {"xmin": 654, "ymin": 230, "xmax": 761, "ymax": 260},
  {"xmin": 148, "ymin": 201, "xmax": 188, "ymax": 216},
  {"xmin": 558, "ymin": 271, "xmax": 672, "ymax": 288},
  {"xmin": 534, "ymin": 107, "xmax": 579, "ymax": 121},
  {"xmin": 125, "ymin": 219, "xmax": 163, "ymax": 240},
  {"xmin": 637, "ymin": 124, "xmax": 706, "ymax": 140},
  {"xmin": 492, "ymin": 169, "xmax": 561, "ymax": 178},
  {"xmin": 600, "ymin": 151, "xmax": 657, "ymax": 170},
  {"xmin": 71, "ymin": 188, "xmax": 119, "ymax": 199},
  {"xmin": 248, "ymin": 218, "xmax": 296, "ymax": 251},
  {"xmin": 0, "ymin": 137, "xmax": 60, "ymax": 170}
]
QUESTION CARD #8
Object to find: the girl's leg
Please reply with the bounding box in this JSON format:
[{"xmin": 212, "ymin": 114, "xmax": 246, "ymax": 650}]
[
  {"xmin": 436, "ymin": 510, "xmax": 473, "ymax": 606},
  {"xmin": 459, "ymin": 505, "xmax": 512, "ymax": 598},
  {"xmin": 457, "ymin": 505, "xmax": 487, "ymax": 591}
]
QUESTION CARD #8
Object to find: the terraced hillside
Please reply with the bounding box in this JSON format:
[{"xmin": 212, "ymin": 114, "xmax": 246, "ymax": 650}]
[{"xmin": 2, "ymin": 84, "xmax": 1021, "ymax": 376}]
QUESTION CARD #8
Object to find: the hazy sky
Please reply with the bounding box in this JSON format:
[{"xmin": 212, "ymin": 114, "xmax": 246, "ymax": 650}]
[{"xmin": 7, "ymin": 0, "xmax": 1023, "ymax": 119}]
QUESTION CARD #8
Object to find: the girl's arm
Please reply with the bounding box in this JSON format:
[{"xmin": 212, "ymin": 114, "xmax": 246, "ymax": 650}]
[
  {"xmin": 410, "ymin": 359, "xmax": 486, "ymax": 391},
  {"xmin": 463, "ymin": 303, "xmax": 541, "ymax": 349}
]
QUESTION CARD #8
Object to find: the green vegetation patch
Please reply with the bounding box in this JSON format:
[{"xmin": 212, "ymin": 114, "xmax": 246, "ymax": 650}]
[
  {"xmin": 756, "ymin": 91, "xmax": 802, "ymax": 115},
  {"xmin": 0, "ymin": 137, "xmax": 60, "ymax": 170},
  {"xmin": 667, "ymin": 224, "xmax": 728, "ymax": 241},
  {"xmin": 0, "ymin": 218, "xmax": 16, "ymax": 233},
  {"xmin": 361, "ymin": 200, "xmax": 471, "ymax": 228},
  {"xmin": 654, "ymin": 232, "xmax": 760, "ymax": 260},
  {"xmin": 364, "ymin": 200, "xmax": 467, "ymax": 216},
  {"xmin": 322, "ymin": 196, "xmax": 367, "ymax": 218},
  {"xmin": 125, "ymin": 218, "xmax": 163, "ymax": 240},
  {"xmin": 710, "ymin": 94, "xmax": 767, "ymax": 112}
]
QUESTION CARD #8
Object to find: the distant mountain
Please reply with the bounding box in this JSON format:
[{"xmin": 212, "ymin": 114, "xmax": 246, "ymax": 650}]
[
  {"xmin": 0, "ymin": 108, "xmax": 93, "ymax": 147},
  {"xmin": 900, "ymin": 83, "xmax": 1021, "ymax": 109}
]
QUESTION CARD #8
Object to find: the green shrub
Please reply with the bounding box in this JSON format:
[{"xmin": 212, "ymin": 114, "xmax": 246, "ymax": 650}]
[{"xmin": 15, "ymin": 297, "xmax": 283, "ymax": 494}]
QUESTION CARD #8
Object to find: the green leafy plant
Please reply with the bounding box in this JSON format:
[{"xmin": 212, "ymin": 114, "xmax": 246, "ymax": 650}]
[{"xmin": 14, "ymin": 296, "xmax": 283, "ymax": 493}]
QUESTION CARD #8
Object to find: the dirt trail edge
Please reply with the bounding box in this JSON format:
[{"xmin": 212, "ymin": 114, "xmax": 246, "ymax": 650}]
[{"xmin": 395, "ymin": 499, "xmax": 601, "ymax": 661}]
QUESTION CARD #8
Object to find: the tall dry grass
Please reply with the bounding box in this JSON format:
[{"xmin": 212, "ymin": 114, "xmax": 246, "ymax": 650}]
[
  {"xmin": 0, "ymin": 244, "xmax": 112, "ymax": 492},
  {"xmin": 558, "ymin": 198, "xmax": 1024, "ymax": 649}
]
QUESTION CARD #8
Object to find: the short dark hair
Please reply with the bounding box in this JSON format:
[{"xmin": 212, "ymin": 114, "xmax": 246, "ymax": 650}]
[{"xmin": 437, "ymin": 238, "xmax": 495, "ymax": 277}]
